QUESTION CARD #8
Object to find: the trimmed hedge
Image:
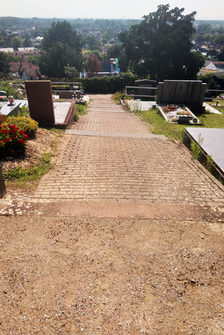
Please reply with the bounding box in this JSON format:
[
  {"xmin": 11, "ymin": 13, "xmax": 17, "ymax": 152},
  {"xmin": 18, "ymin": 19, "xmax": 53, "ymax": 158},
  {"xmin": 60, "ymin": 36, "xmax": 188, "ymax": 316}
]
[
  {"xmin": 49, "ymin": 72, "xmax": 138, "ymax": 94},
  {"xmin": 82, "ymin": 73, "xmax": 138, "ymax": 93}
]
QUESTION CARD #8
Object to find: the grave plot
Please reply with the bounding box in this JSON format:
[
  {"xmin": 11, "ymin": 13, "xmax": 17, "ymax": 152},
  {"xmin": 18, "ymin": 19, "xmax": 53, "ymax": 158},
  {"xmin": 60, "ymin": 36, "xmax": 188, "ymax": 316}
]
[
  {"xmin": 157, "ymin": 104, "xmax": 200, "ymax": 124},
  {"xmin": 185, "ymin": 127, "xmax": 224, "ymax": 181},
  {"xmin": 156, "ymin": 80, "xmax": 207, "ymax": 125},
  {"xmin": 25, "ymin": 80, "xmax": 75, "ymax": 128}
]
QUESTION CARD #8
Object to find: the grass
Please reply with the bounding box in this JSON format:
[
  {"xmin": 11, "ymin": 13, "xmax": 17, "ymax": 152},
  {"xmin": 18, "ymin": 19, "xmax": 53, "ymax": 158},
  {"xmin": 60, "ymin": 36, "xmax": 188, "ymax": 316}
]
[
  {"xmin": 112, "ymin": 92, "xmax": 126, "ymax": 105},
  {"xmin": 3, "ymin": 153, "xmax": 53, "ymax": 187},
  {"xmin": 76, "ymin": 103, "xmax": 88, "ymax": 115},
  {"xmin": 47, "ymin": 127, "xmax": 65, "ymax": 137},
  {"xmin": 210, "ymin": 99, "xmax": 224, "ymax": 107},
  {"xmin": 74, "ymin": 103, "xmax": 88, "ymax": 121},
  {"xmin": 138, "ymin": 107, "xmax": 224, "ymax": 142},
  {"xmin": 139, "ymin": 109, "xmax": 186, "ymax": 141}
]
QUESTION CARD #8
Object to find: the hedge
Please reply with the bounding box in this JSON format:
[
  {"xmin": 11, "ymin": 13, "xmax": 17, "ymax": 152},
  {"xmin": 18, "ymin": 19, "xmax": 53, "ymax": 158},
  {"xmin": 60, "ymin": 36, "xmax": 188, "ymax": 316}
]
[{"xmin": 49, "ymin": 72, "xmax": 138, "ymax": 94}]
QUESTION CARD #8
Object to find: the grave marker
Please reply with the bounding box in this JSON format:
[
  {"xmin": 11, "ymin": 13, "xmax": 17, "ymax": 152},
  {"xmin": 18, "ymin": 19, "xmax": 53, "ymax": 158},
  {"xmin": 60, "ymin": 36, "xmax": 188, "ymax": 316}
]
[
  {"xmin": 0, "ymin": 163, "xmax": 6, "ymax": 197},
  {"xmin": 25, "ymin": 80, "xmax": 55, "ymax": 126},
  {"xmin": 157, "ymin": 80, "xmax": 207, "ymax": 112}
]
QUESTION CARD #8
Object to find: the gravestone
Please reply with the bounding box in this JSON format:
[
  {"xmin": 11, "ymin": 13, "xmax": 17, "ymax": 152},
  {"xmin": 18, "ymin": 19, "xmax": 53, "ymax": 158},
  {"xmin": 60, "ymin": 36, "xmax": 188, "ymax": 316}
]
[
  {"xmin": 25, "ymin": 80, "xmax": 55, "ymax": 126},
  {"xmin": 157, "ymin": 80, "xmax": 207, "ymax": 112},
  {"xmin": 0, "ymin": 163, "xmax": 6, "ymax": 198},
  {"xmin": 134, "ymin": 79, "xmax": 157, "ymax": 100},
  {"xmin": 58, "ymin": 90, "xmax": 74, "ymax": 99}
]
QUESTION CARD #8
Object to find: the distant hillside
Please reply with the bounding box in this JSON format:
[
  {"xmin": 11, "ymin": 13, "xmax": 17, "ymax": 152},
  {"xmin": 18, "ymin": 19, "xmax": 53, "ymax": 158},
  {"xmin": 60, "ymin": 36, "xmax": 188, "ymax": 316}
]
[
  {"xmin": 195, "ymin": 20, "xmax": 224, "ymax": 26},
  {"xmin": 0, "ymin": 17, "xmax": 141, "ymax": 33}
]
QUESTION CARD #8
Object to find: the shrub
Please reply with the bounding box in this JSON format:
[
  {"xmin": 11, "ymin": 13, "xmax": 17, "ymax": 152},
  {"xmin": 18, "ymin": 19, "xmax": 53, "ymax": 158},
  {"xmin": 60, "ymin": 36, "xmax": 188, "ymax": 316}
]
[
  {"xmin": 3, "ymin": 116, "xmax": 38, "ymax": 138},
  {"xmin": 80, "ymin": 72, "xmax": 138, "ymax": 93},
  {"xmin": 0, "ymin": 81, "xmax": 24, "ymax": 99},
  {"xmin": 0, "ymin": 124, "xmax": 29, "ymax": 158}
]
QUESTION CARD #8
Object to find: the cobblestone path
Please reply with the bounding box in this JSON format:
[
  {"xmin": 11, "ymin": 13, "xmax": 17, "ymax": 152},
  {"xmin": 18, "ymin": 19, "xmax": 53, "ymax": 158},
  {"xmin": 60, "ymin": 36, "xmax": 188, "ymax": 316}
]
[{"xmin": 35, "ymin": 95, "xmax": 224, "ymax": 207}]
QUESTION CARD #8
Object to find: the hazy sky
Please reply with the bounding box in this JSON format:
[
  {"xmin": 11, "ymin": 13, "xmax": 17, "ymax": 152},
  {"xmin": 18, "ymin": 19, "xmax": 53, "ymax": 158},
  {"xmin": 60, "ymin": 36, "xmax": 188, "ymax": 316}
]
[{"xmin": 1, "ymin": 0, "xmax": 224, "ymax": 20}]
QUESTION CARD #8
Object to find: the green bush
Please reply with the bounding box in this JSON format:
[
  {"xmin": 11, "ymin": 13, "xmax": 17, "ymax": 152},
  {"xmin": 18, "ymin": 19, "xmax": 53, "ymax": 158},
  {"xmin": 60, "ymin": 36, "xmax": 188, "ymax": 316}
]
[
  {"xmin": 0, "ymin": 81, "xmax": 23, "ymax": 99},
  {"xmin": 3, "ymin": 116, "xmax": 38, "ymax": 138},
  {"xmin": 81, "ymin": 72, "xmax": 137, "ymax": 93},
  {"xmin": 48, "ymin": 72, "xmax": 138, "ymax": 93}
]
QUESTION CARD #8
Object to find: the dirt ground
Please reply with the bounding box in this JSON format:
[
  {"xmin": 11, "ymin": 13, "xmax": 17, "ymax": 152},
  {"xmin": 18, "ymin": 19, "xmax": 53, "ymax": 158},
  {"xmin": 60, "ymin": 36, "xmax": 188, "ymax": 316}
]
[
  {"xmin": 1, "ymin": 95, "xmax": 224, "ymax": 334},
  {"xmin": 0, "ymin": 215, "xmax": 224, "ymax": 335}
]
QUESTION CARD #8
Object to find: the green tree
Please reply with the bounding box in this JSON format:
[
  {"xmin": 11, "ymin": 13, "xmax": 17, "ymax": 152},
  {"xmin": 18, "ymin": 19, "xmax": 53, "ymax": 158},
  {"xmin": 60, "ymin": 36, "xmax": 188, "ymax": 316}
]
[
  {"xmin": 119, "ymin": 4, "xmax": 205, "ymax": 80},
  {"xmin": 11, "ymin": 36, "xmax": 22, "ymax": 51},
  {"xmin": 0, "ymin": 52, "xmax": 10, "ymax": 74},
  {"xmin": 106, "ymin": 44, "xmax": 129, "ymax": 72},
  {"xmin": 23, "ymin": 36, "xmax": 32, "ymax": 47},
  {"xmin": 39, "ymin": 21, "xmax": 83, "ymax": 78},
  {"xmin": 82, "ymin": 35, "xmax": 101, "ymax": 51},
  {"xmin": 218, "ymin": 47, "xmax": 224, "ymax": 61},
  {"xmin": 213, "ymin": 34, "xmax": 224, "ymax": 46},
  {"xmin": 84, "ymin": 52, "xmax": 101, "ymax": 77}
]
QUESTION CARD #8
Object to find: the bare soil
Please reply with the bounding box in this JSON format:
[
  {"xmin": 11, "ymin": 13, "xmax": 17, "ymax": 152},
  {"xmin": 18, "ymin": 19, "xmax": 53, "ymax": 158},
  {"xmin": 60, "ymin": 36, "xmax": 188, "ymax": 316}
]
[
  {"xmin": 1, "ymin": 96, "xmax": 224, "ymax": 334},
  {"xmin": 0, "ymin": 215, "xmax": 224, "ymax": 335}
]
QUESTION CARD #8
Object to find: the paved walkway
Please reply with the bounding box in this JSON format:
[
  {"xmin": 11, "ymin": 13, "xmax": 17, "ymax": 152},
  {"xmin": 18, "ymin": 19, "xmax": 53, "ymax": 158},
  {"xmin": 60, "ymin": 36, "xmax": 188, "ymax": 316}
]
[{"xmin": 34, "ymin": 94, "xmax": 224, "ymax": 209}]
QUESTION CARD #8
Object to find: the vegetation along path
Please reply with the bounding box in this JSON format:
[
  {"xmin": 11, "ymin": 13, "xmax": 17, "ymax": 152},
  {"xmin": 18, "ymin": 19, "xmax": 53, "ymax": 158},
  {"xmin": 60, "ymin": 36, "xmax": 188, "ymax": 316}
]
[{"xmin": 1, "ymin": 94, "xmax": 224, "ymax": 335}]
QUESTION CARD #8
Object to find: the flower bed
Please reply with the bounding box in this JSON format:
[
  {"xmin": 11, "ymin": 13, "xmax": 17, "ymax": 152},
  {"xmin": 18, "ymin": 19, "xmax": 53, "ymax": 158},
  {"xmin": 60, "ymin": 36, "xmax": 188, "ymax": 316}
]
[
  {"xmin": 158, "ymin": 104, "xmax": 200, "ymax": 124},
  {"xmin": 0, "ymin": 124, "xmax": 29, "ymax": 158}
]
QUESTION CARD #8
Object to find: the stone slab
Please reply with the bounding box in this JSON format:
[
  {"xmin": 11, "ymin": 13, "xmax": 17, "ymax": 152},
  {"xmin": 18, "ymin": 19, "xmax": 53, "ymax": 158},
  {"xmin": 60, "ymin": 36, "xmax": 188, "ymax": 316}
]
[
  {"xmin": 54, "ymin": 102, "xmax": 72, "ymax": 124},
  {"xmin": 186, "ymin": 127, "xmax": 224, "ymax": 172},
  {"xmin": 0, "ymin": 101, "xmax": 26, "ymax": 116},
  {"xmin": 125, "ymin": 100, "xmax": 156, "ymax": 112},
  {"xmin": 203, "ymin": 103, "xmax": 223, "ymax": 115}
]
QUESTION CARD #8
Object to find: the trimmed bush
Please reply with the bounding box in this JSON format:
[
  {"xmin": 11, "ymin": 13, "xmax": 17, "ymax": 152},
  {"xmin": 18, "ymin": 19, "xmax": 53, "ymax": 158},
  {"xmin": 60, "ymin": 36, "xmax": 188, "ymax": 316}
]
[
  {"xmin": 0, "ymin": 124, "xmax": 29, "ymax": 158},
  {"xmin": 81, "ymin": 72, "xmax": 138, "ymax": 93},
  {"xmin": 3, "ymin": 116, "xmax": 38, "ymax": 138}
]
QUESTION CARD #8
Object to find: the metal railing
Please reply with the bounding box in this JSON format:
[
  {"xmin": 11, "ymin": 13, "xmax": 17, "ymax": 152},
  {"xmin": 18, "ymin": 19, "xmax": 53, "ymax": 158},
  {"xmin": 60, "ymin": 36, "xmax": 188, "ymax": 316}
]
[{"xmin": 205, "ymin": 88, "xmax": 224, "ymax": 100}]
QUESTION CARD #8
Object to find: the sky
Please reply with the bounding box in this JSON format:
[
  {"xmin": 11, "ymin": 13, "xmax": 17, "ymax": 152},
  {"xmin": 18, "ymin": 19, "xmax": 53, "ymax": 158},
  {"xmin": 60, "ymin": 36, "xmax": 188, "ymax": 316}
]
[{"xmin": 1, "ymin": 0, "xmax": 224, "ymax": 20}]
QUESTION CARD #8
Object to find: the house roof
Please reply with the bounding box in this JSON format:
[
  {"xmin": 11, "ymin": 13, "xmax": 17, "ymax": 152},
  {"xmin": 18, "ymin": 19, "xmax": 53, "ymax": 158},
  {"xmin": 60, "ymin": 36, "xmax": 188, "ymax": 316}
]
[{"xmin": 9, "ymin": 61, "xmax": 41, "ymax": 79}]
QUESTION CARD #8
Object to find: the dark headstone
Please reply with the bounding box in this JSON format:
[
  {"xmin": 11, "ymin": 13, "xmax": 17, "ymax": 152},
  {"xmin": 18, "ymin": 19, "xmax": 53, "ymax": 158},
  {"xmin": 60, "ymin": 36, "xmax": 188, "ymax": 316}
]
[
  {"xmin": 0, "ymin": 164, "xmax": 6, "ymax": 198},
  {"xmin": 134, "ymin": 79, "xmax": 157, "ymax": 100},
  {"xmin": 58, "ymin": 91, "xmax": 74, "ymax": 99},
  {"xmin": 157, "ymin": 80, "xmax": 207, "ymax": 113},
  {"xmin": 25, "ymin": 80, "xmax": 55, "ymax": 126}
]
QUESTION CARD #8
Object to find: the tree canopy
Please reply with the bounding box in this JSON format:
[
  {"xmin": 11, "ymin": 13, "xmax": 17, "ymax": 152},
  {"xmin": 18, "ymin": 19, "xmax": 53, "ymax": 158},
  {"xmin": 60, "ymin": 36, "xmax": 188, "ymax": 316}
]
[
  {"xmin": 39, "ymin": 21, "xmax": 83, "ymax": 78},
  {"xmin": 119, "ymin": 4, "xmax": 205, "ymax": 80},
  {"xmin": 0, "ymin": 52, "xmax": 10, "ymax": 75}
]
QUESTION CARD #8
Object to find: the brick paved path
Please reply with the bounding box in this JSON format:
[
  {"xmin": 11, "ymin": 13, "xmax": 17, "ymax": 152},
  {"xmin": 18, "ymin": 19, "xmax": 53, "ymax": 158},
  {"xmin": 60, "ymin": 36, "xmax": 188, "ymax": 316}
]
[{"xmin": 35, "ymin": 95, "xmax": 224, "ymax": 206}]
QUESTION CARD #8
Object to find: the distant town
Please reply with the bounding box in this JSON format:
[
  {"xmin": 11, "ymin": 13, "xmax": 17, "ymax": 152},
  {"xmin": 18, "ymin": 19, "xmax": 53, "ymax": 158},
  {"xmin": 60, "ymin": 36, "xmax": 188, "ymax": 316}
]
[{"xmin": 0, "ymin": 16, "xmax": 224, "ymax": 81}]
